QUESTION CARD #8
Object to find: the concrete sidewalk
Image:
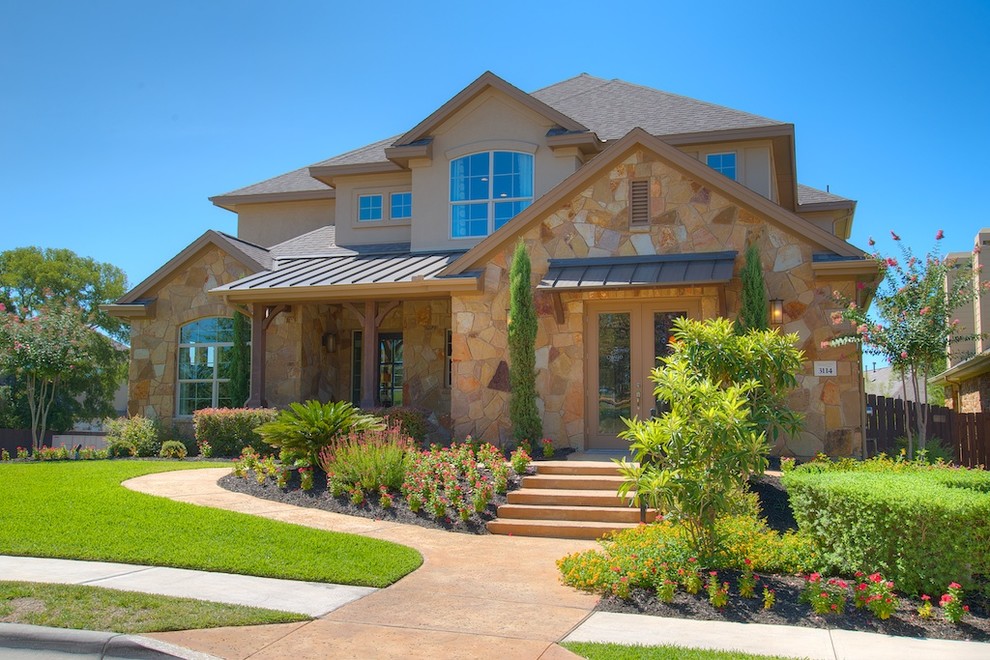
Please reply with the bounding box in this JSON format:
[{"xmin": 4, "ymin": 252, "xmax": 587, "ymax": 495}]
[
  {"xmin": 0, "ymin": 555, "xmax": 376, "ymax": 617},
  {"xmin": 565, "ymin": 611, "xmax": 990, "ymax": 659}
]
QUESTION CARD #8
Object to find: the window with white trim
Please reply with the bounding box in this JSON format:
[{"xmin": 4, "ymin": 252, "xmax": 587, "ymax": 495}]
[
  {"xmin": 358, "ymin": 194, "xmax": 383, "ymax": 221},
  {"xmin": 706, "ymin": 152, "xmax": 737, "ymax": 180},
  {"xmin": 390, "ymin": 192, "xmax": 412, "ymax": 220},
  {"xmin": 177, "ymin": 317, "xmax": 235, "ymax": 415},
  {"xmin": 450, "ymin": 151, "xmax": 533, "ymax": 238}
]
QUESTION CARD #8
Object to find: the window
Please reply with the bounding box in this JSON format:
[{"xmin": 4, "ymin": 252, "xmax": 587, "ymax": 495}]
[
  {"xmin": 351, "ymin": 331, "xmax": 404, "ymax": 407},
  {"xmin": 445, "ymin": 329, "xmax": 452, "ymax": 388},
  {"xmin": 358, "ymin": 194, "xmax": 383, "ymax": 222},
  {"xmin": 177, "ymin": 317, "xmax": 235, "ymax": 415},
  {"xmin": 450, "ymin": 151, "xmax": 533, "ymax": 238},
  {"xmin": 706, "ymin": 153, "xmax": 737, "ymax": 180},
  {"xmin": 390, "ymin": 192, "xmax": 412, "ymax": 220}
]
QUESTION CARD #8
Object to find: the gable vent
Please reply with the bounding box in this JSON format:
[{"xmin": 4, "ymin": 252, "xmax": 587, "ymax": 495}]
[{"xmin": 629, "ymin": 180, "xmax": 650, "ymax": 226}]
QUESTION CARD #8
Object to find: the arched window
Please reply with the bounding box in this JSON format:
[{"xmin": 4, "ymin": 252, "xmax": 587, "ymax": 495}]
[
  {"xmin": 177, "ymin": 317, "xmax": 235, "ymax": 415},
  {"xmin": 450, "ymin": 151, "xmax": 533, "ymax": 238}
]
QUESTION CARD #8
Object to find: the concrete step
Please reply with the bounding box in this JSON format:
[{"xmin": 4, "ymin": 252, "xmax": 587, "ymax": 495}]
[
  {"xmin": 534, "ymin": 461, "xmax": 624, "ymax": 476},
  {"xmin": 507, "ymin": 488, "xmax": 633, "ymax": 508},
  {"xmin": 495, "ymin": 503, "xmax": 657, "ymax": 524},
  {"xmin": 521, "ymin": 474, "xmax": 627, "ymax": 490},
  {"xmin": 485, "ymin": 518, "xmax": 640, "ymax": 540}
]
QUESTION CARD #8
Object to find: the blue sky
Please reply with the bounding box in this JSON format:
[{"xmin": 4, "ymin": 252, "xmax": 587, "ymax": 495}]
[{"xmin": 1, "ymin": 1, "xmax": 988, "ymax": 288}]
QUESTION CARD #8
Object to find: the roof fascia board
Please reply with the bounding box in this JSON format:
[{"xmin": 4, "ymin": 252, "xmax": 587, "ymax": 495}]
[
  {"xmin": 211, "ymin": 276, "xmax": 482, "ymax": 304},
  {"xmin": 101, "ymin": 301, "xmax": 156, "ymax": 319},
  {"xmin": 811, "ymin": 259, "xmax": 881, "ymax": 279},
  {"xmin": 117, "ymin": 230, "xmax": 268, "ymax": 304},
  {"xmin": 309, "ymin": 161, "xmax": 405, "ymax": 186},
  {"xmin": 546, "ymin": 131, "xmax": 604, "ymax": 155},
  {"xmin": 798, "ymin": 200, "xmax": 857, "ymax": 212},
  {"xmin": 209, "ymin": 189, "xmax": 336, "ymax": 211},
  {"xmin": 658, "ymin": 123, "xmax": 795, "ymax": 146},
  {"xmin": 384, "ymin": 140, "xmax": 433, "ymax": 166},
  {"xmin": 393, "ymin": 71, "xmax": 588, "ymax": 147},
  {"xmin": 442, "ymin": 127, "xmax": 862, "ymax": 276},
  {"xmin": 931, "ymin": 352, "xmax": 990, "ymax": 384}
]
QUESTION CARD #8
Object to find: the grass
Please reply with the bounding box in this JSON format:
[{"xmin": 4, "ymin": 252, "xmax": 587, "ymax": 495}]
[
  {"xmin": 0, "ymin": 580, "xmax": 309, "ymax": 633},
  {"xmin": 562, "ymin": 641, "xmax": 804, "ymax": 660},
  {"xmin": 0, "ymin": 461, "xmax": 422, "ymax": 587}
]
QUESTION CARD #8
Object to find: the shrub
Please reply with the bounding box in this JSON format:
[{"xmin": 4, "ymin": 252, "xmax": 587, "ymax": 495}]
[
  {"xmin": 317, "ymin": 424, "xmax": 413, "ymax": 492},
  {"xmin": 193, "ymin": 407, "xmax": 277, "ymax": 457},
  {"xmin": 401, "ymin": 442, "xmax": 507, "ymax": 522},
  {"xmin": 104, "ymin": 415, "xmax": 159, "ymax": 457},
  {"xmin": 371, "ymin": 407, "xmax": 428, "ymax": 444},
  {"xmin": 782, "ymin": 461, "xmax": 990, "ymax": 593},
  {"xmin": 509, "ymin": 447, "xmax": 531, "ymax": 475},
  {"xmin": 254, "ymin": 400, "xmax": 383, "ymax": 466},
  {"xmin": 158, "ymin": 440, "xmax": 187, "ymax": 459},
  {"xmin": 107, "ymin": 439, "xmax": 136, "ymax": 458}
]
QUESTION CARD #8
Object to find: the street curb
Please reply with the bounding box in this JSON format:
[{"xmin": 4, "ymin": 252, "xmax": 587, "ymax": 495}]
[{"xmin": 0, "ymin": 623, "xmax": 220, "ymax": 659}]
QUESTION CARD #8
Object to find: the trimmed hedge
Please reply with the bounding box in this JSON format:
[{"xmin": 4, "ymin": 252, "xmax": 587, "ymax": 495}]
[
  {"xmin": 193, "ymin": 408, "xmax": 278, "ymax": 457},
  {"xmin": 783, "ymin": 465, "xmax": 990, "ymax": 594}
]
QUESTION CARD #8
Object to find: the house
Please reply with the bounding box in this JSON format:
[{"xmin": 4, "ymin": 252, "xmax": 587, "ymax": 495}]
[
  {"xmin": 931, "ymin": 229, "xmax": 990, "ymax": 412},
  {"xmin": 104, "ymin": 71, "xmax": 879, "ymax": 458}
]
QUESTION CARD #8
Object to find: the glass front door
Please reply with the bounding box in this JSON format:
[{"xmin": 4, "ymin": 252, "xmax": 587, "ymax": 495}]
[
  {"xmin": 586, "ymin": 302, "xmax": 694, "ymax": 449},
  {"xmin": 351, "ymin": 331, "xmax": 403, "ymax": 408}
]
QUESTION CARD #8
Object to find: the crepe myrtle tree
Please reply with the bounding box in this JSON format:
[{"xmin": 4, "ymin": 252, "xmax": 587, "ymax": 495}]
[
  {"xmin": 823, "ymin": 229, "xmax": 985, "ymax": 455},
  {"xmin": 0, "ymin": 298, "xmax": 91, "ymax": 451}
]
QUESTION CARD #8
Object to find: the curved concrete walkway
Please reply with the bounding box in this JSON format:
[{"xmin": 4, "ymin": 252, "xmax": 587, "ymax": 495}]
[{"xmin": 125, "ymin": 468, "xmax": 598, "ymax": 659}]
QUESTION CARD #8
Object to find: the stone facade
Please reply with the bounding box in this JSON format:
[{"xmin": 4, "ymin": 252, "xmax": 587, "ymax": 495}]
[
  {"xmin": 958, "ymin": 374, "xmax": 990, "ymax": 413},
  {"xmin": 452, "ymin": 147, "xmax": 865, "ymax": 457}
]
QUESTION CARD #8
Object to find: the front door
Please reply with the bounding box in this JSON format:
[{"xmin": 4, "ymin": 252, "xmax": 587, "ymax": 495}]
[
  {"xmin": 586, "ymin": 301, "xmax": 697, "ymax": 450},
  {"xmin": 351, "ymin": 331, "xmax": 403, "ymax": 408}
]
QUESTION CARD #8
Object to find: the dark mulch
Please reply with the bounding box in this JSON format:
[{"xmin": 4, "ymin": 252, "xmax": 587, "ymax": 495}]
[
  {"xmin": 219, "ymin": 468, "xmax": 524, "ymax": 535},
  {"xmin": 596, "ymin": 472, "xmax": 990, "ymax": 643}
]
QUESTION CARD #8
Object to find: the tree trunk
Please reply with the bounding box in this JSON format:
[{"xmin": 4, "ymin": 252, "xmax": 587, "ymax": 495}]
[
  {"xmin": 901, "ymin": 370, "xmax": 913, "ymax": 458},
  {"xmin": 911, "ymin": 367, "xmax": 928, "ymax": 451}
]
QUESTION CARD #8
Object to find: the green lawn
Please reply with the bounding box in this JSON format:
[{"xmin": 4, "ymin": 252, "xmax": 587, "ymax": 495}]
[
  {"xmin": 0, "ymin": 461, "xmax": 421, "ymax": 587},
  {"xmin": 562, "ymin": 642, "xmax": 804, "ymax": 660},
  {"xmin": 0, "ymin": 580, "xmax": 309, "ymax": 633}
]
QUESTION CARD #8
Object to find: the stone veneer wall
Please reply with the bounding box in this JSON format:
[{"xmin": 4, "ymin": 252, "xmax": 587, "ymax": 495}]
[
  {"xmin": 958, "ymin": 375, "xmax": 990, "ymax": 413},
  {"xmin": 452, "ymin": 148, "xmax": 865, "ymax": 457},
  {"xmin": 127, "ymin": 246, "xmax": 250, "ymax": 428}
]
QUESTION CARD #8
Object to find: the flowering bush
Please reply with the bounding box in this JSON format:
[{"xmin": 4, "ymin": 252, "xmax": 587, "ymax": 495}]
[
  {"xmin": 917, "ymin": 594, "xmax": 933, "ymax": 619},
  {"xmin": 299, "ymin": 467, "xmax": 314, "ymax": 491},
  {"xmin": 737, "ymin": 558, "xmax": 757, "ymax": 598},
  {"xmin": 194, "ymin": 407, "xmax": 278, "ymax": 457},
  {"xmin": 0, "ymin": 449, "xmax": 8, "ymax": 461},
  {"xmin": 197, "ymin": 440, "xmax": 213, "ymax": 458},
  {"xmin": 317, "ymin": 424, "xmax": 412, "ymax": 492},
  {"xmin": 401, "ymin": 441, "xmax": 508, "ymax": 523},
  {"xmin": 762, "ymin": 586, "xmax": 776, "ymax": 610},
  {"xmin": 541, "ymin": 438, "xmax": 554, "ymax": 459},
  {"xmin": 509, "ymin": 447, "xmax": 531, "ymax": 475},
  {"xmin": 706, "ymin": 572, "xmax": 729, "ymax": 608},
  {"xmin": 939, "ymin": 582, "xmax": 969, "ymax": 623},
  {"xmin": 853, "ymin": 572, "xmax": 899, "ymax": 620},
  {"xmin": 16, "ymin": 447, "xmax": 28, "ymax": 460},
  {"xmin": 378, "ymin": 485, "xmax": 394, "ymax": 509},
  {"xmin": 801, "ymin": 573, "xmax": 848, "ymax": 616},
  {"xmin": 104, "ymin": 415, "xmax": 160, "ymax": 457}
]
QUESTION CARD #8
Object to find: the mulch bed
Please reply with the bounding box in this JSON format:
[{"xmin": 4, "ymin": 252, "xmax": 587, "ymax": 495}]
[
  {"xmin": 597, "ymin": 473, "xmax": 990, "ymax": 643},
  {"xmin": 219, "ymin": 468, "xmax": 525, "ymax": 535}
]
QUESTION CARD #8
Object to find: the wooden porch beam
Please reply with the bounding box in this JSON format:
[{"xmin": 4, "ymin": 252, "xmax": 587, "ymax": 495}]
[
  {"xmin": 246, "ymin": 304, "xmax": 268, "ymax": 408},
  {"xmin": 360, "ymin": 300, "xmax": 377, "ymax": 410}
]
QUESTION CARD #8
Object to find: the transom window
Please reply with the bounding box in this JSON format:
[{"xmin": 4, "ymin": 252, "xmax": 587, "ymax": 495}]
[
  {"xmin": 450, "ymin": 151, "xmax": 533, "ymax": 238},
  {"xmin": 706, "ymin": 152, "xmax": 737, "ymax": 180},
  {"xmin": 177, "ymin": 317, "xmax": 235, "ymax": 415},
  {"xmin": 390, "ymin": 192, "xmax": 412, "ymax": 220},
  {"xmin": 358, "ymin": 194, "xmax": 383, "ymax": 221}
]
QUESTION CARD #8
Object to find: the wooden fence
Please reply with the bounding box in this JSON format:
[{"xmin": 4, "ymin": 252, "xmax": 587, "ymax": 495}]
[
  {"xmin": 0, "ymin": 428, "xmax": 53, "ymax": 455},
  {"xmin": 865, "ymin": 394, "xmax": 989, "ymax": 468}
]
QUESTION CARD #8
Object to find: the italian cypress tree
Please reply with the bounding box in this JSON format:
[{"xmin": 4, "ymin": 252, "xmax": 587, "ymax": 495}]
[
  {"xmin": 737, "ymin": 243, "xmax": 770, "ymax": 332},
  {"xmin": 508, "ymin": 239, "xmax": 542, "ymax": 444},
  {"xmin": 229, "ymin": 312, "xmax": 251, "ymax": 407}
]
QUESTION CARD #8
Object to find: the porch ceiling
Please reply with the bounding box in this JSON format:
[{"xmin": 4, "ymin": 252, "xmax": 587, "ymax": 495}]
[{"xmin": 538, "ymin": 251, "xmax": 737, "ymax": 291}]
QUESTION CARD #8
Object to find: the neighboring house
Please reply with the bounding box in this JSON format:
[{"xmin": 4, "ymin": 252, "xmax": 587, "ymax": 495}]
[
  {"xmin": 104, "ymin": 72, "xmax": 879, "ymax": 458},
  {"xmin": 932, "ymin": 228, "xmax": 990, "ymax": 412},
  {"xmin": 864, "ymin": 365, "xmax": 920, "ymax": 402}
]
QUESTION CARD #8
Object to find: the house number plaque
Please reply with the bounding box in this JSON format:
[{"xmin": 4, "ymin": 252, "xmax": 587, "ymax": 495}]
[{"xmin": 814, "ymin": 361, "xmax": 837, "ymax": 377}]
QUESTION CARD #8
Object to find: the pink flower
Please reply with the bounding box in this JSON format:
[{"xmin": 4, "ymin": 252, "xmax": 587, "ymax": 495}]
[
  {"xmin": 886, "ymin": 257, "xmax": 898, "ymax": 267},
  {"xmin": 919, "ymin": 306, "xmax": 930, "ymax": 315},
  {"xmin": 952, "ymin": 319, "xmax": 960, "ymax": 326},
  {"xmin": 976, "ymin": 245, "xmax": 983, "ymax": 254},
  {"xmin": 891, "ymin": 230, "xmax": 901, "ymax": 240},
  {"xmin": 921, "ymin": 594, "xmax": 931, "ymax": 602},
  {"xmin": 900, "ymin": 351, "xmax": 908, "ymax": 359},
  {"xmin": 0, "ymin": 303, "xmax": 5, "ymax": 312},
  {"xmin": 868, "ymin": 237, "xmax": 875, "ymax": 246},
  {"xmin": 949, "ymin": 582, "xmax": 961, "ymax": 590},
  {"xmin": 848, "ymin": 302, "xmax": 857, "ymax": 310},
  {"xmin": 856, "ymin": 324, "xmax": 868, "ymax": 335},
  {"xmin": 856, "ymin": 281, "xmax": 865, "ymax": 290},
  {"xmin": 820, "ymin": 341, "xmax": 830, "ymax": 349},
  {"xmin": 936, "ymin": 229, "xmax": 945, "ymax": 240}
]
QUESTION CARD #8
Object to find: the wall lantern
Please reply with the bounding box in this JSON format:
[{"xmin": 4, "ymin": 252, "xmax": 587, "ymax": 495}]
[
  {"xmin": 770, "ymin": 299, "xmax": 784, "ymax": 327},
  {"xmin": 322, "ymin": 331, "xmax": 337, "ymax": 353}
]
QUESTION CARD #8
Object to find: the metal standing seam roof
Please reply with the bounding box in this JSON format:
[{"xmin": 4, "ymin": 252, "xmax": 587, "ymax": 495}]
[
  {"xmin": 539, "ymin": 252, "xmax": 737, "ymax": 290},
  {"xmin": 213, "ymin": 250, "xmax": 469, "ymax": 292}
]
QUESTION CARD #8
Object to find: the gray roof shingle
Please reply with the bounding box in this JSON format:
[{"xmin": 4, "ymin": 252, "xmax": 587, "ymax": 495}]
[
  {"xmin": 269, "ymin": 226, "xmax": 338, "ymax": 258},
  {"xmin": 216, "ymin": 232, "xmax": 274, "ymax": 270},
  {"xmin": 215, "ymin": 165, "xmax": 330, "ymax": 198},
  {"xmin": 796, "ymin": 184, "xmax": 853, "ymax": 206}
]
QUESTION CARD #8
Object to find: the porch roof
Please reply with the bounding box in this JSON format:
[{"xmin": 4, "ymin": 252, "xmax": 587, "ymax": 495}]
[
  {"xmin": 538, "ymin": 251, "xmax": 737, "ymax": 291},
  {"xmin": 211, "ymin": 247, "xmax": 479, "ymax": 302}
]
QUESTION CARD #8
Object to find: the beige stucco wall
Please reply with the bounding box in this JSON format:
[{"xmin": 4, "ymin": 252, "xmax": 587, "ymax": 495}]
[
  {"xmin": 236, "ymin": 199, "xmax": 335, "ymax": 247},
  {"xmin": 332, "ymin": 173, "xmax": 413, "ymax": 247},
  {"xmin": 452, "ymin": 146, "xmax": 865, "ymax": 457}
]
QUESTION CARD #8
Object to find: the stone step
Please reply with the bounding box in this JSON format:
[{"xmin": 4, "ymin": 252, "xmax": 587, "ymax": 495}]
[
  {"xmin": 507, "ymin": 488, "xmax": 633, "ymax": 508},
  {"xmin": 534, "ymin": 461, "xmax": 624, "ymax": 477},
  {"xmin": 485, "ymin": 518, "xmax": 640, "ymax": 540},
  {"xmin": 521, "ymin": 474, "xmax": 627, "ymax": 490},
  {"xmin": 495, "ymin": 503, "xmax": 657, "ymax": 524}
]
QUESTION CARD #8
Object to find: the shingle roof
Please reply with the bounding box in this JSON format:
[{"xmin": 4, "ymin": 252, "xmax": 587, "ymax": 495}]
[
  {"xmin": 215, "ymin": 232, "xmax": 274, "ymax": 270},
  {"xmin": 532, "ymin": 74, "xmax": 784, "ymax": 141},
  {"xmin": 796, "ymin": 184, "xmax": 853, "ymax": 206},
  {"xmin": 269, "ymin": 226, "xmax": 337, "ymax": 258},
  {"xmin": 311, "ymin": 135, "xmax": 400, "ymax": 167},
  {"xmin": 215, "ymin": 165, "xmax": 331, "ymax": 198}
]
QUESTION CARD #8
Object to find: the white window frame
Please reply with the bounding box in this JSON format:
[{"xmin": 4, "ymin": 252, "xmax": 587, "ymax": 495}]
[
  {"xmin": 358, "ymin": 194, "xmax": 384, "ymax": 222},
  {"xmin": 176, "ymin": 317, "xmax": 234, "ymax": 417},
  {"xmin": 705, "ymin": 152, "xmax": 737, "ymax": 180},
  {"xmin": 449, "ymin": 150, "xmax": 533, "ymax": 239},
  {"xmin": 390, "ymin": 191, "xmax": 412, "ymax": 220}
]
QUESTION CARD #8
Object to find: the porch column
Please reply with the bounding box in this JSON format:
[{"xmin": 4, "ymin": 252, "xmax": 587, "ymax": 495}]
[
  {"xmin": 360, "ymin": 300, "xmax": 378, "ymax": 409},
  {"xmin": 246, "ymin": 304, "xmax": 267, "ymax": 408}
]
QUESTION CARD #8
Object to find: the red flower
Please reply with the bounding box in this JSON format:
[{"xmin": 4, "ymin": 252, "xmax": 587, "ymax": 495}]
[
  {"xmin": 949, "ymin": 582, "xmax": 961, "ymax": 590},
  {"xmin": 936, "ymin": 229, "xmax": 944, "ymax": 240},
  {"xmin": 921, "ymin": 594, "xmax": 931, "ymax": 602}
]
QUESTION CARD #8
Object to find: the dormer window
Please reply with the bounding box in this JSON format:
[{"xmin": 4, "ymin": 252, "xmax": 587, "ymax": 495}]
[
  {"xmin": 358, "ymin": 194, "xmax": 383, "ymax": 221},
  {"xmin": 450, "ymin": 151, "xmax": 533, "ymax": 238},
  {"xmin": 706, "ymin": 152, "xmax": 737, "ymax": 180}
]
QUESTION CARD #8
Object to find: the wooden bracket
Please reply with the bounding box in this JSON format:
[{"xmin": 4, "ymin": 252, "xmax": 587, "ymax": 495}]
[
  {"xmin": 376, "ymin": 301, "xmax": 400, "ymax": 325},
  {"xmin": 551, "ymin": 292, "xmax": 565, "ymax": 325},
  {"xmin": 262, "ymin": 304, "xmax": 291, "ymax": 331}
]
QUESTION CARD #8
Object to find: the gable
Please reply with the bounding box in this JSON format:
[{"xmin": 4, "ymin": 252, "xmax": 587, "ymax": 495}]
[{"xmin": 444, "ymin": 128, "xmax": 864, "ymax": 276}]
